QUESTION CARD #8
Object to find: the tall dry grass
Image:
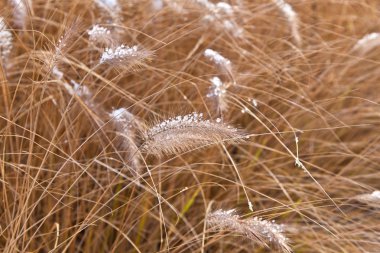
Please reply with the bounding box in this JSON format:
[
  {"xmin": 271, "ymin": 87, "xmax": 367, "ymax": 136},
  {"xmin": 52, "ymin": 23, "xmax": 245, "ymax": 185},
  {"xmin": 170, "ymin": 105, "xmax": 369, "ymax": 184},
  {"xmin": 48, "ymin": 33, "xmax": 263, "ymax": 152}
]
[{"xmin": 0, "ymin": 0, "xmax": 380, "ymax": 252}]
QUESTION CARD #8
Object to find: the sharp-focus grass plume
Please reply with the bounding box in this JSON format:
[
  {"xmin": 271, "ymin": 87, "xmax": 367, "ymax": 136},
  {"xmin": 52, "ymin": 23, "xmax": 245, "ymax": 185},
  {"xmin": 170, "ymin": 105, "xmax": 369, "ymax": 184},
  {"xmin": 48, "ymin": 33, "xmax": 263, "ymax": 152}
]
[
  {"xmin": 142, "ymin": 112, "xmax": 243, "ymax": 157},
  {"xmin": 207, "ymin": 209, "xmax": 291, "ymax": 252},
  {"xmin": 1, "ymin": 0, "xmax": 380, "ymax": 252}
]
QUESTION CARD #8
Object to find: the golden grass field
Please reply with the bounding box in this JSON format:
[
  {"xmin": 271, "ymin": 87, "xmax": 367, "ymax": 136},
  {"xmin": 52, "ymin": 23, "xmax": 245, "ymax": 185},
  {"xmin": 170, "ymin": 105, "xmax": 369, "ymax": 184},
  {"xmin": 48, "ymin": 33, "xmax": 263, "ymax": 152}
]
[{"xmin": 0, "ymin": 0, "xmax": 379, "ymax": 252}]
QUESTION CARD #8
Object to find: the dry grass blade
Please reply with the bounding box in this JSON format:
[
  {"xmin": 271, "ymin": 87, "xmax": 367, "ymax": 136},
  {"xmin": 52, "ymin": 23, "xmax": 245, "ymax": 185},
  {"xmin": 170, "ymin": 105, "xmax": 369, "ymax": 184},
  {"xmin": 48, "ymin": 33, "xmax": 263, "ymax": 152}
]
[
  {"xmin": 207, "ymin": 209, "xmax": 292, "ymax": 253},
  {"xmin": 141, "ymin": 112, "xmax": 244, "ymax": 157}
]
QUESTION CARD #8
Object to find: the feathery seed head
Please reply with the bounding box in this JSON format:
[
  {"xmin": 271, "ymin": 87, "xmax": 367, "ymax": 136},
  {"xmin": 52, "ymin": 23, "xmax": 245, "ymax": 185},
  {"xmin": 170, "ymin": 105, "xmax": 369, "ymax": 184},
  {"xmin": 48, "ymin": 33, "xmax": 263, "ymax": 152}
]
[
  {"xmin": 355, "ymin": 190, "xmax": 380, "ymax": 208},
  {"xmin": 207, "ymin": 209, "xmax": 291, "ymax": 252},
  {"xmin": 53, "ymin": 21, "xmax": 81, "ymax": 61},
  {"xmin": 100, "ymin": 44, "xmax": 152, "ymax": 68},
  {"xmin": 110, "ymin": 108, "xmax": 131, "ymax": 122},
  {"xmin": 222, "ymin": 20, "xmax": 243, "ymax": 37},
  {"xmin": 70, "ymin": 80, "xmax": 91, "ymax": 98},
  {"xmin": 353, "ymin": 32, "xmax": 380, "ymax": 54},
  {"xmin": 142, "ymin": 112, "xmax": 244, "ymax": 157},
  {"xmin": 0, "ymin": 18, "xmax": 13, "ymax": 63},
  {"xmin": 207, "ymin": 77, "xmax": 226, "ymax": 97},
  {"xmin": 371, "ymin": 190, "xmax": 380, "ymax": 198},
  {"xmin": 196, "ymin": 0, "xmax": 233, "ymax": 16},
  {"xmin": 151, "ymin": 0, "xmax": 164, "ymax": 10},
  {"xmin": 356, "ymin": 33, "xmax": 380, "ymax": 46},
  {"xmin": 196, "ymin": 1, "xmax": 243, "ymax": 37},
  {"xmin": 109, "ymin": 108, "xmax": 143, "ymax": 131},
  {"xmin": 97, "ymin": 0, "xmax": 118, "ymax": 10},
  {"xmin": 215, "ymin": 2, "xmax": 234, "ymax": 15},
  {"xmin": 109, "ymin": 108, "xmax": 143, "ymax": 179},
  {"xmin": 207, "ymin": 76, "xmax": 228, "ymax": 112},
  {"xmin": 275, "ymin": 0, "xmax": 296, "ymax": 20},
  {"xmin": 95, "ymin": 0, "xmax": 121, "ymax": 22},
  {"xmin": 87, "ymin": 25, "xmax": 112, "ymax": 45},
  {"xmin": 247, "ymin": 217, "xmax": 288, "ymax": 250},
  {"xmin": 52, "ymin": 66, "xmax": 64, "ymax": 80},
  {"xmin": 10, "ymin": 0, "xmax": 27, "ymax": 28},
  {"xmin": 204, "ymin": 48, "xmax": 231, "ymax": 71},
  {"xmin": 274, "ymin": 0, "xmax": 301, "ymax": 46}
]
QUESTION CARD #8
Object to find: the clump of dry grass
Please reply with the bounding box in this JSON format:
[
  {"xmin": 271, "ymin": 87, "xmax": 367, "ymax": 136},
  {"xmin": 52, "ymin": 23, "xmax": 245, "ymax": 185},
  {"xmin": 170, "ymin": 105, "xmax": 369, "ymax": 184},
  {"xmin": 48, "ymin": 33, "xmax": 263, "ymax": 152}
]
[{"xmin": 1, "ymin": 0, "xmax": 380, "ymax": 252}]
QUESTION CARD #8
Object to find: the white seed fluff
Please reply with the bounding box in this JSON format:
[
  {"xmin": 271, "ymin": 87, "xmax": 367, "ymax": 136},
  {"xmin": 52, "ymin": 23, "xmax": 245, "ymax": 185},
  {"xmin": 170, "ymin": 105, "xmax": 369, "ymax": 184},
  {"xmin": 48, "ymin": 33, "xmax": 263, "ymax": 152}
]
[
  {"xmin": 99, "ymin": 44, "xmax": 151, "ymax": 67},
  {"xmin": 52, "ymin": 66, "xmax": 64, "ymax": 80},
  {"xmin": 87, "ymin": 25, "xmax": 111, "ymax": 43},
  {"xmin": 0, "ymin": 18, "xmax": 13, "ymax": 63},
  {"xmin": 195, "ymin": 1, "xmax": 243, "ymax": 37},
  {"xmin": 10, "ymin": 0, "xmax": 27, "ymax": 28},
  {"xmin": 100, "ymin": 45, "xmax": 138, "ymax": 63},
  {"xmin": 204, "ymin": 49, "xmax": 231, "ymax": 71},
  {"xmin": 207, "ymin": 77, "xmax": 226, "ymax": 98},
  {"xmin": 151, "ymin": 0, "xmax": 164, "ymax": 10},
  {"xmin": 94, "ymin": 0, "xmax": 121, "ymax": 22},
  {"xmin": 353, "ymin": 32, "xmax": 380, "ymax": 53},
  {"xmin": 371, "ymin": 190, "xmax": 380, "ymax": 199},
  {"xmin": 274, "ymin": 0, "xmax": 301, "ymax": 46},
  {"xmin": 207, "ymin": 209, "xmax": 291, "ymax": 252},
  {"xmin": 95, "ymin": 0, "xmax": 120, "ymax": 12},
  {"xmin": 355, "ymin": 190, "xmax": 380, "ymax": 208},
  {"xmin": 143, "ymin": 112, "xmax": 242, "ymax": 156}
]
